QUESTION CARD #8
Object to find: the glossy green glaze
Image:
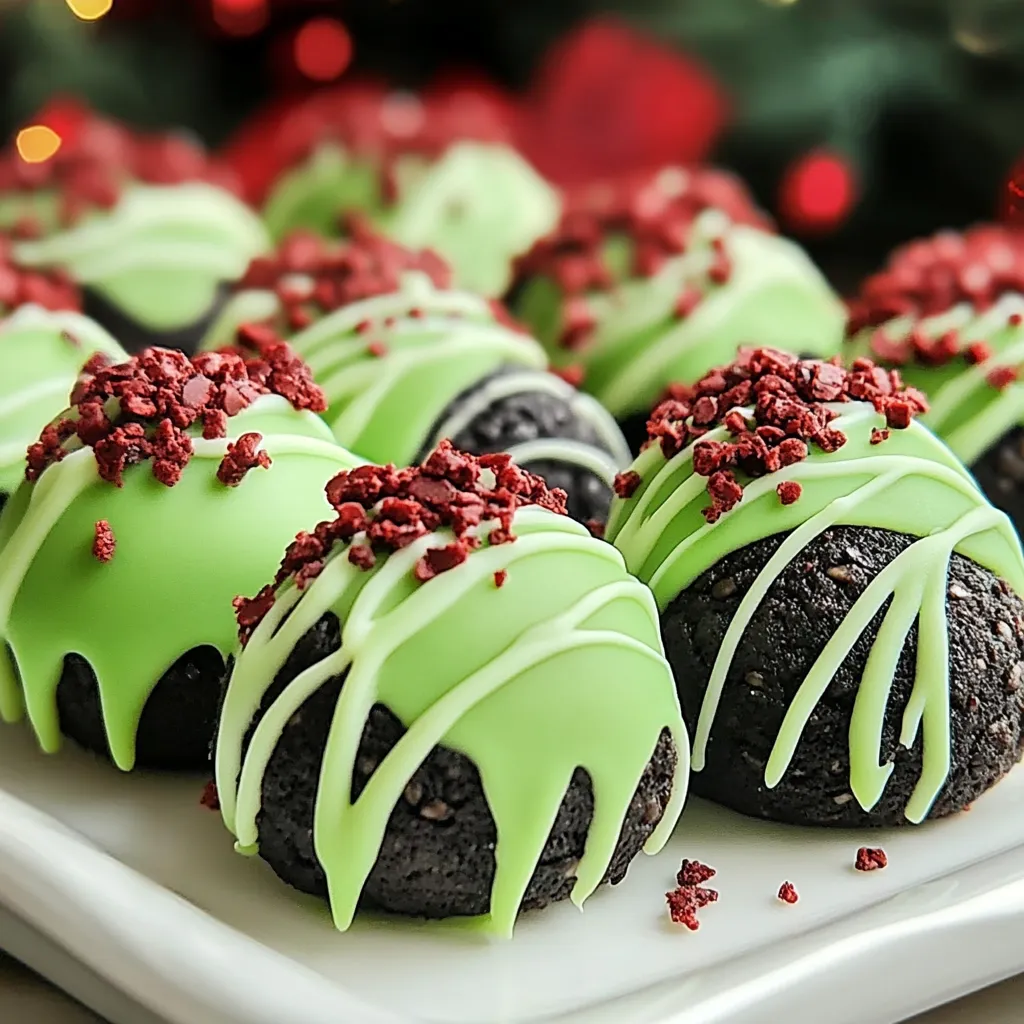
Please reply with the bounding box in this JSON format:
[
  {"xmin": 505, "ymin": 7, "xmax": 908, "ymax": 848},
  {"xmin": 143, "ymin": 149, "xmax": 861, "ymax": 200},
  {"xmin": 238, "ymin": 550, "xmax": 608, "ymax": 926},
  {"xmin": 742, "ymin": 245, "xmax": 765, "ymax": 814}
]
[
  {"xmin": 12, "ymin": 184, "xmax": 268, "ymax": 332},
  {"xmin": 607, "ymin": 406, "xmax": 1024, "ymax": 822},
  {"xmin": 515, "ymin": 210, "xmax": 846, "ymax": 419},
  {"xmin": 0, "ymin": 395, "xmax": 359, "ymax": 769},
  {"xmin": 0, "ymin": 308, "xmax": 126, "ymax": 495},
  {"xmin": 217, "ymin": 505, "xmax": 688, "ymax": 936}
]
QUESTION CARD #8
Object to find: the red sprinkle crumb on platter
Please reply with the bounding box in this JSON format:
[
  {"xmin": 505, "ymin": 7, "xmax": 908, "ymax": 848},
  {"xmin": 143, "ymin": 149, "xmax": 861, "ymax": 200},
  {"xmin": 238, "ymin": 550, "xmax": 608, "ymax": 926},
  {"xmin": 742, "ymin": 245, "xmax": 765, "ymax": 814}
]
[
  {"xmin": 855, "ymin": 847, "xmax": 888, "ymax": 872},
  {"xmin": 493, "ymin": 569, "xmax": 507, "ymax": 588},
  {"xmin": 677, "ymin": 858, "xmax": 717, "ymax": 887},
  {"xmin": 666, "ymin": 884, "xmax": 718, "ymax": 931},
  {"xmin": 200, "ymin": 781, "xmax": 220, "ymax": 811},
  {"xmin": 777, "ymin": 881, "xmax": 799, "ymax": 904}
]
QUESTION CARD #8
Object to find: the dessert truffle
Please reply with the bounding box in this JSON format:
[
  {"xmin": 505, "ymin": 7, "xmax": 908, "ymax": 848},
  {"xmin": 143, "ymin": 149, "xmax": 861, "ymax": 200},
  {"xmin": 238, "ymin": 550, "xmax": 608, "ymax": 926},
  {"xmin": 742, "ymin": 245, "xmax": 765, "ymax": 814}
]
[
  {"xmin": 845, "ymin": 224, "xmax": 1024, "ymax": 532},
  {"xmin": 0, "ymin": 243, "xmax": 127, "ymax": 509},
  {"xmin": 251, "ymin": 82, "xmax": 557, "ymax": 295},
  {"xmin": 606, "ymin": 348, "xmax": 1024, "ymax": 827},
  {"xmin": 507, "ymin": 167, "xmax": 846, "ymax": 436},
  {"xmin": 216, "ymin": 442, "xmax": 687, "ymax": 934},
  {"xmin": 0, "ymin": 345, "xmax": 359, "ymax": 771},
  {"xmin": 206, "ymin": 225, "xmax": 631, "ymax": 526},
  {"xmin": 0, "ymin": 104, "xmax": 268, "ymax": 354}
]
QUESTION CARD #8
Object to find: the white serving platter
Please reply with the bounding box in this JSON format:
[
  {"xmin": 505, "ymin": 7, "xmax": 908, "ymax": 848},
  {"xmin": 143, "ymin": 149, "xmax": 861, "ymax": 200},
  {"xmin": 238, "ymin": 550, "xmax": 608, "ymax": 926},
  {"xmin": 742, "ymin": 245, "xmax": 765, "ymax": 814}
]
[{"xmin": 1, "ymin": 720, "xmax": 1024, "ymax": 1024}]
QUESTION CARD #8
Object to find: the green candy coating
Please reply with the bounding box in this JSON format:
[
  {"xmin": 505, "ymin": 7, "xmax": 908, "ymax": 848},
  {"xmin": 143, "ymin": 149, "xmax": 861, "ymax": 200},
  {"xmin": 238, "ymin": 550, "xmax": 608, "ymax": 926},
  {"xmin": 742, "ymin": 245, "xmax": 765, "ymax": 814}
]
[
  {"xmin": 515, "ymin": 210, "xmax": 846, "ymax": 419},
  {"xmin": 384, "ymin": 143, "xmax": 561, "ymax": 298},
  {"xmin": 12, "ymin": 184, "xmax": 269, "ymax": 333},
  {"xmin": 0, "ymin": 308, "xmax": 126, "ymax": 495},
  {"xmin": 216, "ymin": 505, "xmax": 688, "ymax": 936},
  {"xmin": 0, "ymin": 395, "xmax": 360, "ymax": 770},
  {"xmin": 607, "ymin": 406, "xmax": 1024, "ymax": 823}
]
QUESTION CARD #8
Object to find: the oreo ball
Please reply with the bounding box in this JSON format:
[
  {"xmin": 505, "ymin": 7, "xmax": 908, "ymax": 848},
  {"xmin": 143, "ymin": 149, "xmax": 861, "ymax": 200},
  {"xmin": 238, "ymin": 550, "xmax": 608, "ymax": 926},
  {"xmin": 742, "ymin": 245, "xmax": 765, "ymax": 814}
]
[
  {"xmin": 971, "ymin": 427, "xmax": 1024, "ymax": 535},
  {"xmin": 57, "ymin": 646, "xmax": 225, "ymax": 770},
  {"xmin": 83, "ymin": 285, "xmax": 231, "ymax": 356},
  {"xmin": 663, "ymin": 525, "xmax": 1024, "ymax": 827},
  {"xmin": 245, "ymin": 612, "xmax": 678, "ymax": 920},
  {"xmin": 420, "ymin": 368, "xmax": 629, "ymax": 527}
]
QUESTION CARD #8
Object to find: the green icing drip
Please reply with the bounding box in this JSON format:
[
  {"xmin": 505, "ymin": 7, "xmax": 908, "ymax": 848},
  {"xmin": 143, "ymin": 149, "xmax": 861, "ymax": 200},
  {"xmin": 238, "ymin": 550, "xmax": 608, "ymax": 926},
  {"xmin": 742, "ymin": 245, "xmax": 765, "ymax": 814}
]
[
  {"xmin": 0, "ymin": 395, "xmax": 359, "ymax": 769},
  {"xmin": 12, "ymin": 184, "xmax": 269, "ymax": 331},
  {"xmin": 216, "ymin": 506, "xmax": 688, "ymax": 936},
  {"xmin": 847, "ymin": 295, "xmax": 1024, "ymax": 466},
  {"xmin": 0, "ymin": 308, "xmax": 127, "ymax": 494},
  {"xmin": 515, "ymin": 210, "xmax": 846, "ymax": 419},
  {"xmin": 217, "ymin": 271, "xmax": 550, "ymax": 466},
  {"xmin": 607, "ymin": 406, "xmax": 1024, "ymax": 823},
  {"xmin": 385, "ymin": 143, "xmax": 561, "ymax": 298}
]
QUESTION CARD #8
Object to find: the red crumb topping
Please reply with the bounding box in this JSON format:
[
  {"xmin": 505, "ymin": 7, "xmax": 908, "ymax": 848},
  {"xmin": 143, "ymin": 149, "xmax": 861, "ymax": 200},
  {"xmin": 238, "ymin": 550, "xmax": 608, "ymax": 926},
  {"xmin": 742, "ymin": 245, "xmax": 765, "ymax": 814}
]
[
  {"xmin": 776, "ymin": 480, "xmax": 802, "ymax": 505},
  {"xmin": 92, "ymin": 520, "xmax": 115, "ymax": 563},
  {"xmin": 217, "ymin": 432, "xmax": 272, "ymax": 486},
  {"xmin": 0, "ymin": 102, "xmax": 240, "ymax": 229},
  {"xmin": 870, "ymin": 427, "xmax": 890, "ymax": 445},
  {"xmin": 855, "ymin": 847, "xmax": 888, "ymax": 872},
  {"xmin": 677, "ymin": 859, "xmax": 717, "ymax": 886},
  {"xmin": 237, "ymin": 216, "xmax": 451, "ymax": 327},
  {"xmin": 0, "ymin": 235, "xmax": 81, "ymax": 312},
  {"xmin": 585, "ymin": 518, "xmax": 605, "ymax": 539},
  {"xmin": 234, "ymin": 440, "xmax": 568, "ymax": 642},
  {"xmin": 644, "ymin": 348, "xmax": 928, "ymax": 524},
  {"xmin": 509, "ymin": 167, "xmax": 770, "ymax": 350},
  {"xmin": 25, "ymin": 343, "xmax": 325, "ymax": 486},
  {"xmin": 666, "ymin": 884, "xmax": 719, "ymax": 930},
  {"xmin": 493, "ymin": 569, "xmax": 508, "ymax": 588},
  {"xmin": 987, "ymin": 365, "xmax": 1019, "ymax": 390},
  {"xmin": 847, "ymin": 224, "xmax": 1024, "ymax": 338},
  {"xmin": 613, "ymin": 469, "xmax": 642, "ymax": 499},
  {"xmin": 552, "ymin": 363, "xmax": 586, "ymax": 388},
  {"xmin": 777, "ymin": 881, "xmax": 799, "ymax": 904},
  {"xmin": 200, "ymin": 781, "xmax": 220, "ymax": 811}
]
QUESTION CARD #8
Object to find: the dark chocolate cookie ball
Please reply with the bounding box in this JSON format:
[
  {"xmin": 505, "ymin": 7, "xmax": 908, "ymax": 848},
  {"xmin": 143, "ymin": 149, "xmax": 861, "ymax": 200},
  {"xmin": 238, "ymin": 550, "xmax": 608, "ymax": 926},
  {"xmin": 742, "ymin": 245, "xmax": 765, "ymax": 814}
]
[
  {"xmin": 82, "ymin": 285, "xmax": 230, "ymax": 356},
  {"xmin": 971, "ymin": 427, "xmax": 1024, "ymax": 534},
  {"xmin": 663, "ymin": 525, "xmax": 1024, "ymax": 827},
  {"xmin": 420, "ymin": 368, "xmax": 623, "ymax": 526},
  {"xmin": 57, "ymin": 646, "xmax": 225, "ymax": 770},
  {"xmin": 247, "ymin": 612, "xmax": 677, "ymax": 920}
]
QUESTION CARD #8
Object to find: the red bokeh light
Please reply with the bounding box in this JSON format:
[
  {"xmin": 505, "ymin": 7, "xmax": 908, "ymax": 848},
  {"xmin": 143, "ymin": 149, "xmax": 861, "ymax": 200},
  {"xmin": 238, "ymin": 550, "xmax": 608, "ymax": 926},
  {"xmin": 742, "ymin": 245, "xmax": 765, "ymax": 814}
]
[
  {"xmin": 212, "ymin": 0, "xmax": 269, "ymax": 37},
  {"xmin": 779, "ymin": 149, "xmax": 857, "ymax": 235},
  {"xmin": 294, "ymin": 18, "xmax": 353, "ymax": 83}
]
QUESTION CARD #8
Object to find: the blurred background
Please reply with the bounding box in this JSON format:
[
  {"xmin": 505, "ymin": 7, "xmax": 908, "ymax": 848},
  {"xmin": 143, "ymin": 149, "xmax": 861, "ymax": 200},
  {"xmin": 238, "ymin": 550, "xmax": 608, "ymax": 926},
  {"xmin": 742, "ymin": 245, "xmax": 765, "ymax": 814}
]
[{"xmin": 2, "ymin": 0, "xmax": 1023, "ymax": 290}]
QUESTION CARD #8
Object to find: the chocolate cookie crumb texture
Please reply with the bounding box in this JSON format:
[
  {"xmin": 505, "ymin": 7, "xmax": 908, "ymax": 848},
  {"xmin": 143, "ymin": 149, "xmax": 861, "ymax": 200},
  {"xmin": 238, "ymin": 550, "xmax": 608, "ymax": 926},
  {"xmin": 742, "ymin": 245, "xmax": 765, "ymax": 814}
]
[
  {"xmin": 0, "ymin": 108, "xmax": 268, "ymax": 353},
  {"xmin": 607, "ymin": 348, "xmax": 1024, "ymax": 827},
  {"xmin": 0, "ymin": 346, "xmax": 359, "ymax": 770},
  {"xmin": 217, "ymin": 444, "xmax": 688, "ymax": 935},
  {"xmin": 508, "ymin": 167, "xmax": 846, "ymax": 421}
]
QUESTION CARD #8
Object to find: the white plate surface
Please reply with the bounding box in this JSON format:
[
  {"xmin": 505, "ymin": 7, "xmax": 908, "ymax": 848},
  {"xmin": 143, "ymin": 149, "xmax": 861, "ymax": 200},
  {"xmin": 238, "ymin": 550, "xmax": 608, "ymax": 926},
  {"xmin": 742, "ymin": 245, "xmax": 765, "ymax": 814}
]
[{"xmin": 1, "ymin": 722, "xmax": 1024, "ymax": 1024}]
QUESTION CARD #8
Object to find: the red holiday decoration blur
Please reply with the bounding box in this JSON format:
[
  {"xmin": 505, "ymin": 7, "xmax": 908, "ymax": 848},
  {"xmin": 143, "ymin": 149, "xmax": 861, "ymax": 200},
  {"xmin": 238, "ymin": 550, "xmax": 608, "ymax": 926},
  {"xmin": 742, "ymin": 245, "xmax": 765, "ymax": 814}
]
[
  {"xmin": 293, "ymin": 18, "xmax": 353, "ymax": 83},
  {"xmin": 778, "ymin": 149, "xmax": 858, "ymax": 236},
  {"xmin": 521, "ymin": 19, "xmax": 727, "ymax": 187},
  {"xmin": 1003, "ymin": 155, "xmax": 1024, "ymax": 224},
  {"xmin": 221, "ymin": 74, "xmax": 521, "ymax": 205},
  {"xmin": 212, "ymin": 0, "xmax": 269, "ymax": 37}
]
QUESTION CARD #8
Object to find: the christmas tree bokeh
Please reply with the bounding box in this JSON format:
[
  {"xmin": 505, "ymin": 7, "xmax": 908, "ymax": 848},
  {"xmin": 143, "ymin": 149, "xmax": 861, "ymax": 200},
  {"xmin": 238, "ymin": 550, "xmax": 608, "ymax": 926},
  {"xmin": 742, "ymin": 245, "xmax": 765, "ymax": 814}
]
[{"xmin": 3, "ymin": 0, "xmax": 1024, "ymax": 288}]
